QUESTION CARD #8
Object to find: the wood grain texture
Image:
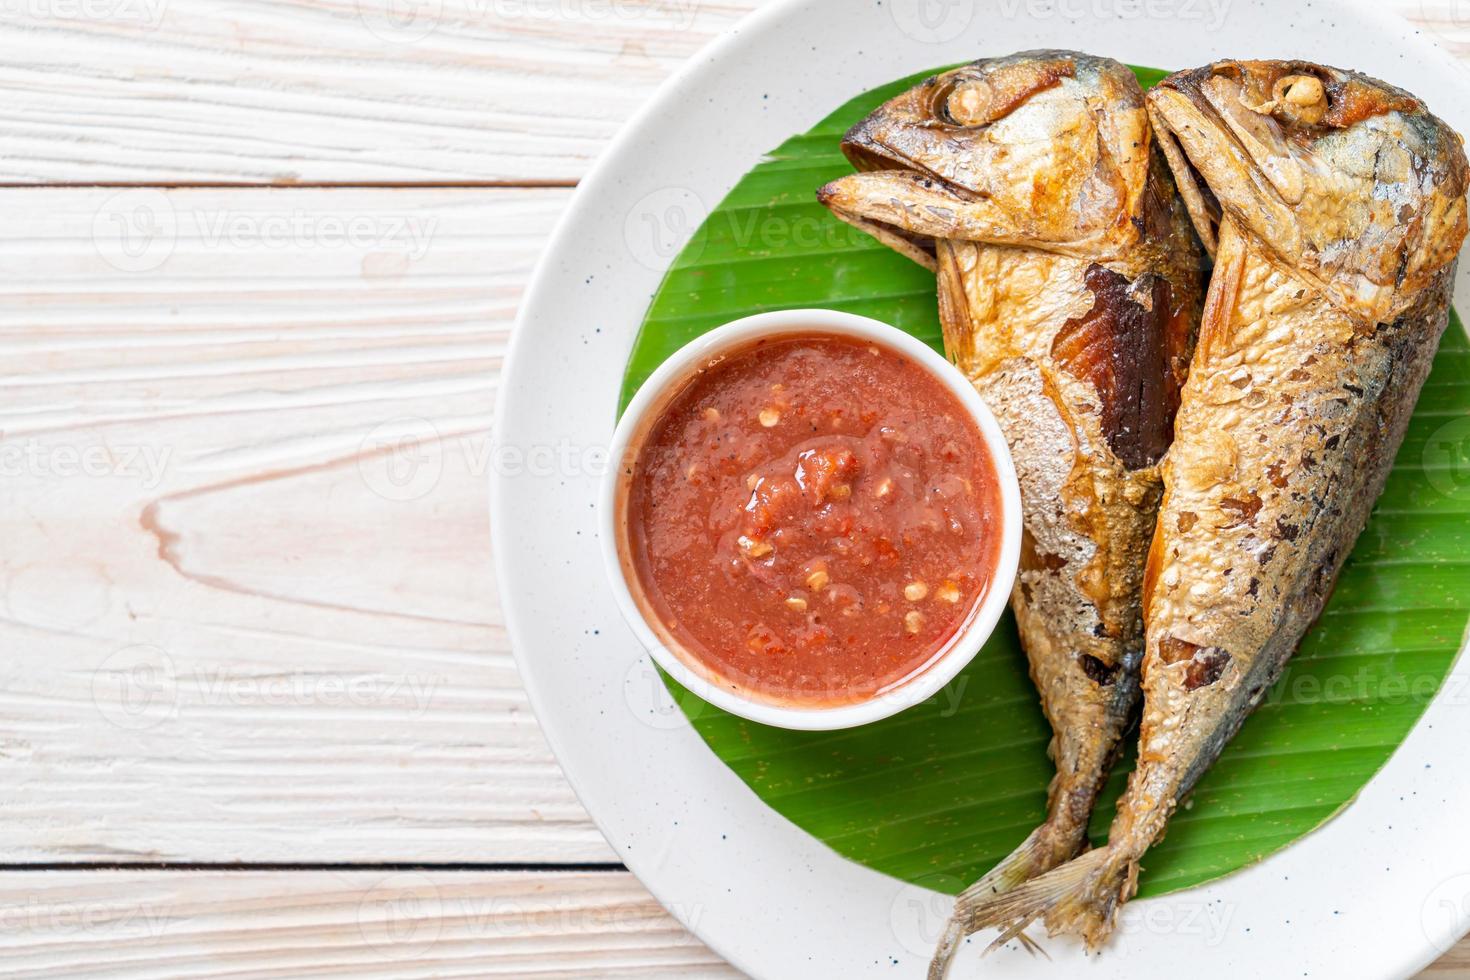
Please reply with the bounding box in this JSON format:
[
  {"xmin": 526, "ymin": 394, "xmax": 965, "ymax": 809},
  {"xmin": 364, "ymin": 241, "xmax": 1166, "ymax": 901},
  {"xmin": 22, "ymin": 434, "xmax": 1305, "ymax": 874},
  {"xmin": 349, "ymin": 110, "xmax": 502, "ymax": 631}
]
[
  {"xmin": 1427, "ymin": 942, "xmax": 1470, "ymax": 977},
  {"xmin": 0, "ymin": 185, "xmax": 617, "ymax": 863},
  {"xmin": 0, "ymin": 0, "xmax": 1452, "ymax": 185},
  {"xmin": 0, "ymin": 870, "xmax": 741, "ymax": 978},
  {"xmin": 0, "ymin": 0, "xmax": 760, "ymax": 184},
  {"xmin": 0, "ymin": 864, "xmax": 1456, "ymax": 977}
]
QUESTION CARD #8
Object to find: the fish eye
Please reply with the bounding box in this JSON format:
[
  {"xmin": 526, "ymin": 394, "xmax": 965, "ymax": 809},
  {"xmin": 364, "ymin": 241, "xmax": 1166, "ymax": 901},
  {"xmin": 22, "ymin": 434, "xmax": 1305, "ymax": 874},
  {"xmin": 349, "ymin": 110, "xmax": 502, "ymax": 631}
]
[
  {"xmin": 1271, "ymin": 73, "xmax": 1328, "ymax": 125},
  {"xmin": 937, "ymin": 78, "xmax": 996, "ymax": 127}
]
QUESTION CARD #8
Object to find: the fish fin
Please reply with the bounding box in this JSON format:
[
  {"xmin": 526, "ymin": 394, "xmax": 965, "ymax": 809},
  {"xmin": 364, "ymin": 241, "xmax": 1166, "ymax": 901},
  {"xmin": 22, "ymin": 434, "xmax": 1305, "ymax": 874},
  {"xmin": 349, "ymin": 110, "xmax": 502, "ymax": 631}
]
[
  {"xmin": 1193, "ymin": 213, "xmax": 1246, "ymax": 365},
  {"xmin": 1147, "ymin": 96, "xmax": 1219, "ymax": 258},
  {"xmin": 932, "ymin": 846, "xmax": 1139, "ymax": 974},
  {"xmin": 927, "ymin": 825, "xmax": 1062, "ymax": 980},
  {"xmin": 929, "ymin": 921, "xmax": 967, "ymax": 980},
  {"xmin": 1013, "ymin": 930, "xmax": 1049, "ymax": 959},
  {"xmin": 934, "ymin": 240, "xmax": 983, "ymax": 373}
]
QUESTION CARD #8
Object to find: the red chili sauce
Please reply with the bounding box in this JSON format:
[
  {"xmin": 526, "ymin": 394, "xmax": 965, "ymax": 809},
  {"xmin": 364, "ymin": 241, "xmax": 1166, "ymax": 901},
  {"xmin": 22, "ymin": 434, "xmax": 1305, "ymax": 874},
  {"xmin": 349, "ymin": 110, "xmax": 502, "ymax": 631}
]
[{"xmin": 624, "ymin": 334, "xmax": 1003, "ymax": 707}]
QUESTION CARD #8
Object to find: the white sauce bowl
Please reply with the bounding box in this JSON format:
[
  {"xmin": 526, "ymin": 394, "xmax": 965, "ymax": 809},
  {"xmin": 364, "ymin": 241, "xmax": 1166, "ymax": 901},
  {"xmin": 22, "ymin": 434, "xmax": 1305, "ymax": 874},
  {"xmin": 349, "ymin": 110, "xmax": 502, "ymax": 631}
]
[{"xmin": 599, "ymin": 308, "xmax": 1022, "ymax": 731}]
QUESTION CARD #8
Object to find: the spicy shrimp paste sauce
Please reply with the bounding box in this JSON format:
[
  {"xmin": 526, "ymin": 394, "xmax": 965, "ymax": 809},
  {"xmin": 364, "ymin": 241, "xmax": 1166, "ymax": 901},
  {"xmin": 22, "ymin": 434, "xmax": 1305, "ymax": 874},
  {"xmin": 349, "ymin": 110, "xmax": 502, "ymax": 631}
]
[{"xmin": 622, "ymin": 333, "xmax": 1004, "ymax": 707}]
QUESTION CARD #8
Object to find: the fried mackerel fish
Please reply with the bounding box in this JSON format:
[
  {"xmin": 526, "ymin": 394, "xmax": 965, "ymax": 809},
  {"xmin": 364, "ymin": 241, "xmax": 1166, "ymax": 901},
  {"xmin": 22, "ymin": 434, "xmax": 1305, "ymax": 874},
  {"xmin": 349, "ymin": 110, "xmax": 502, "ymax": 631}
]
[
  {"xmin": 816, "ymin": 50, "xmax": 1205, "ymax": 964},
  {"xmin": 958, "ymin": 60, "xmax": 1470, "ymax": 954}
]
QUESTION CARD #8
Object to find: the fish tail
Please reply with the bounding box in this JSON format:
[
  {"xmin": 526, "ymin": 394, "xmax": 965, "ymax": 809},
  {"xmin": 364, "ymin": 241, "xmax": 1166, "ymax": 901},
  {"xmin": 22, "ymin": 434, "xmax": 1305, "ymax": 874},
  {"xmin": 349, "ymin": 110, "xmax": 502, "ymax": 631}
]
[
  {"xmin": 927, "ymin": 825, "xmax": 1070, "ymax": 979},
  {"xmin": 1038, "ymin": 847, "xmax": 1138, "ymax": 949},
  {"xmin": 929, "ymin": 846, "xmax": 1138, "ymax": 976}
]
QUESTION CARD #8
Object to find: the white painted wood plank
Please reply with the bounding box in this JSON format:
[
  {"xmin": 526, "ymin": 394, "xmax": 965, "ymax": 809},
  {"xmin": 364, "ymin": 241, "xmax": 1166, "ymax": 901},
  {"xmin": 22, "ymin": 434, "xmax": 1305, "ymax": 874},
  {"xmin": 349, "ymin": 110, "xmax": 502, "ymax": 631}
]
[
  {"xmin": 0, "ymin": 1, "xmax": 1458, "ymax": 185},
  {"xmin": 0, "ymin": 185, "xmax": 622, "ymax": 863},
  {"xmin": 0, "ymin": 870, "xmax": 742, "ymax": 978},
  {"xmin": 0, "ymin": 867, "xmax": 1460, "ymax": 976},
  {"xmin": 0, "ymin": 0, "xmax": 761, "ymax": 184}
]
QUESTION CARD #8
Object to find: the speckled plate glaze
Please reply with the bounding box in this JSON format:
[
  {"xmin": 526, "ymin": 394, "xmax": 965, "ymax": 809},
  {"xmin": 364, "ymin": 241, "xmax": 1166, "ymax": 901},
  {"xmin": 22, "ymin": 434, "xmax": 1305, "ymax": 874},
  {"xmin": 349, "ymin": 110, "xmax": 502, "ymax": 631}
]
[{"xmin": 492, "ymin": 2, "xmax": 1470, "ymax": 977}]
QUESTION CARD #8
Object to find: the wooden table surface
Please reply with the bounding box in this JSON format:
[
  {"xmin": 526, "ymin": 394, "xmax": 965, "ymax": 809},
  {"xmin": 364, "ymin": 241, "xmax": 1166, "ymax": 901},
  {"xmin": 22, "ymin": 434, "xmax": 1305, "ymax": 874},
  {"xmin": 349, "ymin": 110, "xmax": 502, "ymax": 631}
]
[{"xmin": 2, "ymin": 1, "xmax": 1467, "ymax": 975}]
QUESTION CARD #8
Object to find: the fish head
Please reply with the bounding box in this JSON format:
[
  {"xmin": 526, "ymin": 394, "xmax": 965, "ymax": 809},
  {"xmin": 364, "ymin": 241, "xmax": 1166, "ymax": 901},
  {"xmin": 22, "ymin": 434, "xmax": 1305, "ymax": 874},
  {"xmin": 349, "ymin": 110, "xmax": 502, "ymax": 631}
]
[
  {"xmin": 1147, "ymin": 60, "xmax": 1470, "ymax": 324},
  {"xmin": 818, "ymin": 51, "xmax": 1154, "ymax": 261}
]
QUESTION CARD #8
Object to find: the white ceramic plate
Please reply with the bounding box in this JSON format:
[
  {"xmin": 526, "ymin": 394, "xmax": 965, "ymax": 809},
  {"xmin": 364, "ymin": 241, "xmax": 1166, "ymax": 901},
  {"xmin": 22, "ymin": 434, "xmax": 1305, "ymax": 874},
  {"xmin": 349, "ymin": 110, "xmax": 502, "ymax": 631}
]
[{"xmin": 492, "ymin": 3, "xmax": 1470, "ymax": 977}]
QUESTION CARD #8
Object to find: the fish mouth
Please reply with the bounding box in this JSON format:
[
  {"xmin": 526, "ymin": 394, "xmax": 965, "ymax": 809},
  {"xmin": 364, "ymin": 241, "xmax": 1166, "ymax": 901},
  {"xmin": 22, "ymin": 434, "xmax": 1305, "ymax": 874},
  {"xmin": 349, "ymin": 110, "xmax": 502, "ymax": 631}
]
[
  {"xmin": 815, "ymin": 168, "xmax": 942, "ymax": 271},
  {"xmin": 839, "ymin": 120, "xmax": 925, "ymax": 177},
  {"xmin": 838, "ymin": 106, "xmax": 992, "ymax": 196},
  {"xmin": 820, "ymin": 118, "xmax": 965, "ymax": 269},
  {"xmin": 1146, "ymin": 101, "xmax": 1224, "ymax": 257},
  {"xmin": 820, "ymin": 103, "xmax": 1035, "ymax": 270}
]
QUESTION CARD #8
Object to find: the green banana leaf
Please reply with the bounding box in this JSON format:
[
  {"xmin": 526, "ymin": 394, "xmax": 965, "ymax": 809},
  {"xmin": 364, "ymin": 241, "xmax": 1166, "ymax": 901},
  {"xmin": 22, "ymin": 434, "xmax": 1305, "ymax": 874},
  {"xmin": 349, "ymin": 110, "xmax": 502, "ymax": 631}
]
[{"xmin": 618, "ymin": 64, "xmax": 1470, "ymax": 898}]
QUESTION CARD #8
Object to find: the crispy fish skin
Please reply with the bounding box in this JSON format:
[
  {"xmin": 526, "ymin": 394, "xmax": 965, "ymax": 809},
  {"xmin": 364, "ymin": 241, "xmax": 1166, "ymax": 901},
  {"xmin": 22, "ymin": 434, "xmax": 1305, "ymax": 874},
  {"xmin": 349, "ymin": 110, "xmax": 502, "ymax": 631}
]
[
  {"xmin": 967, "ymin": 60, "xmax": 1469, "ymax": 951},
  {"xmin": 815, "ymin": 52, "xmax": 1205, "ymax": 969}
]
